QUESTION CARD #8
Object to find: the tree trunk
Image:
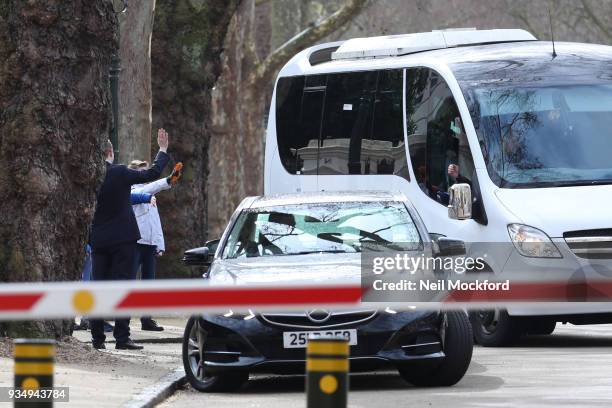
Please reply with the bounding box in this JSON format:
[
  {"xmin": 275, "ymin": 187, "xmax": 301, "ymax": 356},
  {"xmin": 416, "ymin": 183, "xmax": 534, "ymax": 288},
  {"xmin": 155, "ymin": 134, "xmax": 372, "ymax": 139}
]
[
  {"xmin": 0, "ymin": 1, "xmax": 118, "ymax": 337},
  {"xmin": 117, "ymin": 0, "xmax": 156, "ymax": 164},
  {"xmin": 151, "ymin": 0, "xmax": 240, "ymax": 278},
  {"xmin": 208, "ymin": 0, "xmax": 366, "ymax": 237},
  {"xmin": 208, "ymin": 0, "xmax": 267, "ymax": 237}
]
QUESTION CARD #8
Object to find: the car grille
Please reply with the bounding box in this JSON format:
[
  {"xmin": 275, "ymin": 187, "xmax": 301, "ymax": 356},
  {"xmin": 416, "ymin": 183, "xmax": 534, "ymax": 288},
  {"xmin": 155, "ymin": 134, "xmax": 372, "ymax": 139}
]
[
  {"xmin": 260, "ymin": 310, "xmax": 377, "ymax": 329},
  {"xmin": 564, "ymin": 229, "xmax": 612, "ymax": 259}
]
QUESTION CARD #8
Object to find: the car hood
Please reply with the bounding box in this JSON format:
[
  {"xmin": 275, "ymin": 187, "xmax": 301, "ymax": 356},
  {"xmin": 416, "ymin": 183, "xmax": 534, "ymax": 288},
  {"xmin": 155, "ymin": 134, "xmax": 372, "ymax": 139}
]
[
  {"xmin": 494, "ymin": 184, "xmax": 612, "ymax": 237},
  {"xmin": 208, "ymin": 252, "xmax": 361, "ymax": 285}
]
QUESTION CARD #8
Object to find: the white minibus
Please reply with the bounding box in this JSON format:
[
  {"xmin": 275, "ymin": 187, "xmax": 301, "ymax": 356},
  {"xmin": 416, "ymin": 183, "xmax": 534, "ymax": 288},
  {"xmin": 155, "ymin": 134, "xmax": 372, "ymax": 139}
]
[{"xmin": 264, "ymin": 29, "xmax": 612, "ymax": 346}]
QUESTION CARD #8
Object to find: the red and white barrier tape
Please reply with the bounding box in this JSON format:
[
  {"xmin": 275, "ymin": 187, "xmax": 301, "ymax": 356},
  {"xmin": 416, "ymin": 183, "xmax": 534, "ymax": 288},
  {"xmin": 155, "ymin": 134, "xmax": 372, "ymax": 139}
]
[
  {"xmin": 1, "ymin": 279, "xmax": 612, "ymax": 321},
  {"xmin": 0, "ymin": 280, "xmax": 363, "ymax": 320}
]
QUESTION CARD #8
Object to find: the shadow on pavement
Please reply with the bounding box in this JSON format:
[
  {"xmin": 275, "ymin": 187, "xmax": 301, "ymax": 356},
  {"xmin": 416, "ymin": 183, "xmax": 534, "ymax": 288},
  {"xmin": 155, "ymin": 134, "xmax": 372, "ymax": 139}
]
[
  {"xmin": 239, "ymin": 373, "xmax": 402, "ymax": 394},
  {"xmin": 238, "ymin": 362, "xmax": 503, "ymax": 394},
  {"xmin": 513, "ymin": 333, "xmax": 612, "ymax": 348}
]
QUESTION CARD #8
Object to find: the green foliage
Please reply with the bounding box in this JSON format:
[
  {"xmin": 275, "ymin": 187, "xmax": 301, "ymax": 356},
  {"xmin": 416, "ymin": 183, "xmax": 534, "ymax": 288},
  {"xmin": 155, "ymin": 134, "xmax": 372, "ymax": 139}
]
[
  {"xmin": 183, "ymin": 162, "xmax": 194, "ymax": 182},
  {"xmin": 0, "ymin": 242, "xmax": 8, "ymax": 282},
  {"xmin": 156, "ymin": 0, "xmax": 239, "ymax": 83},
  {"xmin": 0, "ymin": 237, "xmax": 26, "ymax": 282},
  {"xmin": 10, "ymin": 248, "xmax": 26, "ymax": 276},
  {"xmin": 156, "ymin": 0, "xmax": 210, "ymax": 81},
  {"xmin": 3, "ymin": 321, "xmax": 45, "ymax": 339},
  {"xmin": 0, "ymin": 1, "xmax": 8, "ymax": 20},
  {"xmin": 158, "ymin": 257, "xmax": 193, "ymax": 279}
]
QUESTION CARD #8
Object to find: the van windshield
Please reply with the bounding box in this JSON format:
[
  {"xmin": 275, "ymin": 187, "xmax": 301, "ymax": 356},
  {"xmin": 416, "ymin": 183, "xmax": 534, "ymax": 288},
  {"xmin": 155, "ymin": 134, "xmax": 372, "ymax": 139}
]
[
  {"xmin": 468, "ymin": 83, "xmax": 612, "ymax": 188},
  {"xmin": 451, "ymin": 45, "xmax": 612, "ymax": 188}
]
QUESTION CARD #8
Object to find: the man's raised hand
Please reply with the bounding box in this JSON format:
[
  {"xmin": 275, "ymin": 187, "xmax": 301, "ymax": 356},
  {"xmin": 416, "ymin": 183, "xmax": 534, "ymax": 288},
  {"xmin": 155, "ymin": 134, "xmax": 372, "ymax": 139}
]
[{"xmin": 158, "ymin": 128, "xmax": 169, "ymax": 152}]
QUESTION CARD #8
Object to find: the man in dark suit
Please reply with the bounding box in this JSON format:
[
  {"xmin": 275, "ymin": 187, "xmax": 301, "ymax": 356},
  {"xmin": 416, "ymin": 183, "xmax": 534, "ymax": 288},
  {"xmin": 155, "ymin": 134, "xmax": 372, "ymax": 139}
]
[{"xmin": 89, "ymin": 129, "xmax": 170, "ymax": 350}]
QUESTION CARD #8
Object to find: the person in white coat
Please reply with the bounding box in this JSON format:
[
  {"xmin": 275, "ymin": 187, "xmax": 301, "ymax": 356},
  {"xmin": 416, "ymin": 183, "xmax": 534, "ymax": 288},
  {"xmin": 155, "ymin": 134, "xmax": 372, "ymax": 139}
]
[{"xmin": 129, "ymin": 159, "xmax": 182, "ymax": 331}]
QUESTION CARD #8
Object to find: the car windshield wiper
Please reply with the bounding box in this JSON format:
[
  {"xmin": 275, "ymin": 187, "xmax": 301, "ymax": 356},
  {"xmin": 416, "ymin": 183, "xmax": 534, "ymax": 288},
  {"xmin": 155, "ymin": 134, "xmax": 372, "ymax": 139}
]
[{"xmin": 292, "ymin": 250, "xmax": 351, "ymax": 255}]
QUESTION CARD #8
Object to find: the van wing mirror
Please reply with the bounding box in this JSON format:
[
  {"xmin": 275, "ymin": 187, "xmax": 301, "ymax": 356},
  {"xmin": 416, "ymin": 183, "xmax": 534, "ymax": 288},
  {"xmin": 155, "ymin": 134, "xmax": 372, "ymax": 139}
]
[
  {"xmin": 436, "ymin": 238, "xmax": 466, "ymax": 257},
  {"xmin": 182, "ymin": 246, "xmax": 211, "ymax": 266},
  {"xmin": 448, "ymin": 183, "xmax": 472, "ymax": 220}
]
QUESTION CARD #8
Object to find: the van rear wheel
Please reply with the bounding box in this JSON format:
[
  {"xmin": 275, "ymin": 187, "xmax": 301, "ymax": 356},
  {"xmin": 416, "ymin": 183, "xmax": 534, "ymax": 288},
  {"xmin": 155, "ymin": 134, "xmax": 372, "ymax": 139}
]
[{"xmin": 469, "ymin": 309, "xmax": 524, "ymax": 347}]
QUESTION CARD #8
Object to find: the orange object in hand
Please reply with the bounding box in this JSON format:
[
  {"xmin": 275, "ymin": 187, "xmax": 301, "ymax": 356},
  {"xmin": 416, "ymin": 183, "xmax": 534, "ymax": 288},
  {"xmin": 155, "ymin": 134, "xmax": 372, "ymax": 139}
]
[{"xmin": 170, "ymin": 162, "xmax": 183, "ymax": 185}]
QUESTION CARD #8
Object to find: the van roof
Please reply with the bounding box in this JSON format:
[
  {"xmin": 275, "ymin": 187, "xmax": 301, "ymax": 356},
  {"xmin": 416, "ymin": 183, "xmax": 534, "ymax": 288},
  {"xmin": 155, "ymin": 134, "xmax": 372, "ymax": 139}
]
[
  {"xmin": 331, "ymin": 28, "xmax": 535, "ymax": 60},
  {"xmin": 277, "ymin": 30, "xmax": 612, "ymax": 78}
]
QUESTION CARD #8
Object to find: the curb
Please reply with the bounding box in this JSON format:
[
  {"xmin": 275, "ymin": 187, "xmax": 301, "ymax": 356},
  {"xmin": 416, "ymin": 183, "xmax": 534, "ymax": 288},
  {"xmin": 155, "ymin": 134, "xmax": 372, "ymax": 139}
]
[
  {"xmin": 84, "ymin": 337, "xmax": 183, "ymax": 345},
  {"xmin": 133, "ymin": 337, "xmax": 183, "ymax": 344},
  {"xmin": 122, "ymin": 367, "xmax": 186, "ymax": 408}
]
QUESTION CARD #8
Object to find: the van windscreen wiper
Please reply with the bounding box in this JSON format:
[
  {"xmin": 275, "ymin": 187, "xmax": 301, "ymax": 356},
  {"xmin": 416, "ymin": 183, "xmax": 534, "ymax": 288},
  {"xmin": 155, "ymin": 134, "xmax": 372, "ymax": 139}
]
[{"xmin": 550, "ymin": 179, "xmax": 612, "ymax": 187}]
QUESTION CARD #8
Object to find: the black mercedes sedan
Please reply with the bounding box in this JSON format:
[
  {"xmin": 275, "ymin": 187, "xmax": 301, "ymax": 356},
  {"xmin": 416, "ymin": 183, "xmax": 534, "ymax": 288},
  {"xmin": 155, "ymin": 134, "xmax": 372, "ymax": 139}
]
[{"xmin": 181, "ymin": 191, "xmax": 473, "ymax": 392}]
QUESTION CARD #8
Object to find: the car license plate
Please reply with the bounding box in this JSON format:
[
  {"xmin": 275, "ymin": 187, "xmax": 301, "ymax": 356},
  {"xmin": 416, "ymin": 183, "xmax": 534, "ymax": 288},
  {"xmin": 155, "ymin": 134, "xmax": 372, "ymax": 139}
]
[{"xmin": 282, "ymin": 329, "xmax": 357, "ymax": 348}]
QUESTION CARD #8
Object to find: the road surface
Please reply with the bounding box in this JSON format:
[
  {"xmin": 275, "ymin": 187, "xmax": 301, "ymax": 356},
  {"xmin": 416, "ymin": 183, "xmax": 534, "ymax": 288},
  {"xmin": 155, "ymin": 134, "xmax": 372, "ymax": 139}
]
[{"xmin": 159, "ymin": 323, "xmax": 612, "ymax": 407}]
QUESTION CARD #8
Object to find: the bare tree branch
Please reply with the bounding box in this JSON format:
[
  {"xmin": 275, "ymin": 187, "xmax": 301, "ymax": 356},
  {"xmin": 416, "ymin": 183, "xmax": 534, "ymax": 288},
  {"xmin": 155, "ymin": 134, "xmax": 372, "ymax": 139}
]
[
  {"xmin": 510, "ymin": 10, "xmax": 542, "ymax": 39},
  {"xmin": 505, "ymin": 0, "xmax": 543, "ymax": 39},
  {"xmin": 250, "ymin": 0, "xmax": 368, "ymax": 86},
  {"xmin": 580, "ymin": 0, "xmax": 612, "ymax": 41}
]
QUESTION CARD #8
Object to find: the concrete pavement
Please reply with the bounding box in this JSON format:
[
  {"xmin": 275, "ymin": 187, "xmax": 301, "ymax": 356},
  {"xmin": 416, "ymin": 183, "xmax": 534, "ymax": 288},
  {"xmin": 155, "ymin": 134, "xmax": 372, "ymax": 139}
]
[
  {"xmin": 0, "ymin": 317, "xmax": 187, "ymax": 408},
  {"xmin": 2, "ymin": 320, "xmax": 612, "ymax": 407},
  {"xmin": 160, "ymin": 323, "xmax": 612, "ymax": 408}
]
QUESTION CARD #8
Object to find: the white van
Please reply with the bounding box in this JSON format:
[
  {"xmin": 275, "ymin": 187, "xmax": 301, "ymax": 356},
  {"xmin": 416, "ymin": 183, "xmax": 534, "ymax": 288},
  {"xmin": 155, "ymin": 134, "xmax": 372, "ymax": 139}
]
[{"xmin": 263, "ymin": 29, "xmax": 612, "ymax": 346}]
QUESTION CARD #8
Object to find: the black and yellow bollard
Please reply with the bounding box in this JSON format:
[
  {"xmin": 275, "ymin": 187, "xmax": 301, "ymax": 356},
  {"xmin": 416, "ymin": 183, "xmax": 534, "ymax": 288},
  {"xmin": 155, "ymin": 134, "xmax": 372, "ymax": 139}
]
[
  {"xmin": 306, "ymin": 335, "xmax": 349, "ymax": 408},
  {"xmin": 13, "ymin": 339, "xmax": 55, "ymax": 408}
]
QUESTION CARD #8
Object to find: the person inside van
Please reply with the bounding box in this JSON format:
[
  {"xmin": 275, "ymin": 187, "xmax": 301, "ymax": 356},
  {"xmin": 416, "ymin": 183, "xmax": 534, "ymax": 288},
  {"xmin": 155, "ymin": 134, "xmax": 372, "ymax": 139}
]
[
  {"xmin": 416, "ymin": 165, "xmax": 429, "ymax": 195},
  {"xmin": 447, "ymin": 164, "xmax": 472, "ymax": 187}
]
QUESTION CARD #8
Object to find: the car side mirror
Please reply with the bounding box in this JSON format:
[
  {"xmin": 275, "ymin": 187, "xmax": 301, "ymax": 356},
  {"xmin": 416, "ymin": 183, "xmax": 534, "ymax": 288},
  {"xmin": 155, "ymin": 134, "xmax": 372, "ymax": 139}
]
[
  {"xmin": 436, "ymin": 238, "xmax": 466, "ymax": 257},
  {"xmin": 448, "ymin": 183, "xmax": 472, "ymax": 220},
  {"xmin": 204, "ymin": 239, "xmax": 220, "ymax": 255},
  {"xmin": 182, "ymin": 246, "xmax": 211, "ymax": 266}
]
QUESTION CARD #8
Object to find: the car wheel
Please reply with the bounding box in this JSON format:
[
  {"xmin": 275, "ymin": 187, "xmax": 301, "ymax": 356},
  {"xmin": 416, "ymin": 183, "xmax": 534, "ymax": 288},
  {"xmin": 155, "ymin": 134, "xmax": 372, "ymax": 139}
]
[
  {"xmin": 469, "ymin": 309, "xmax": 524, "ymax": 346},
  {"xmin": 524, "ymin": 318, "xmax": 556, "ymax": 335},
  {"xmin": 399, "ymin": 311, "xmax": 473, "ymax": 387},
  {"xmin": 182, "ymin": 316, "xmax": 248, "ymax": 392}
]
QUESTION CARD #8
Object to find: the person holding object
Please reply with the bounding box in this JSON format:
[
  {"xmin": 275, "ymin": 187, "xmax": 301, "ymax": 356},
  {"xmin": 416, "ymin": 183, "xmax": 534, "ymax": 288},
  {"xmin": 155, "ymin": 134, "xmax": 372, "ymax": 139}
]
[
  {"xmin": 129, "ymin": 160, "xmax": 183, "ymax": 331},
  {"xmin": 447, "ymin": 164, "xmax": 472, "ymax": 187},
  {"xmin": 89, "ymin": 128, "xmax": 170, "ymax": 350},
  {"xmin": 432, "ymin": 163, "xmax": 473, "ymax": 205}
]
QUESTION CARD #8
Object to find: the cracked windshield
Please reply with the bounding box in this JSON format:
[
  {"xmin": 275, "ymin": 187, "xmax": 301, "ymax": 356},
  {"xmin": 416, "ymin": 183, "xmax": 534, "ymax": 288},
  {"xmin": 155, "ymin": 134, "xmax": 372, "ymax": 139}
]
[{"xmin": 223, "ymin": 201, "xmax": 422, "ymax": 258}]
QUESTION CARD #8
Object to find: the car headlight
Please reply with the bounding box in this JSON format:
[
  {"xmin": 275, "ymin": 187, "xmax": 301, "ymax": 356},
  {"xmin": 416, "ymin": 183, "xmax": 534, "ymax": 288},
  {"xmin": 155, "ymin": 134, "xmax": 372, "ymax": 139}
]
[
  {"xmin": 222, "ymin": 309, "xmax": 256, "ymax": 320},
  {"xmin": 507, "ymin": 224, "xmax": 562, "ymax": 258}
]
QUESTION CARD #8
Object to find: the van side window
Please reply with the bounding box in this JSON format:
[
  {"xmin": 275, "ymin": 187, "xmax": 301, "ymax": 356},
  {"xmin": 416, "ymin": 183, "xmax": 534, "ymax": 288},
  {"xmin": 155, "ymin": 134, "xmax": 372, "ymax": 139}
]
[
  {"xmin": 275, "ymin": 70, "xmax": 408, "ymax": 179},
  {"xmin": 406, "ymin": 68, "xmax": 475, "ymax": 205},
  {"xmin": 319, "ymin": 69, "xmax": 408, "ymax": 177},
  {"xmin": 368, "ymin": 69, "xmax": 408, "ymax": 177},
  {"xmin": 275, "ymin": 75, "xmax": 322, "ymax": 175},
  {"xmin": 320, "ymin": 71, "xmax": 377, "ymax": 175}
]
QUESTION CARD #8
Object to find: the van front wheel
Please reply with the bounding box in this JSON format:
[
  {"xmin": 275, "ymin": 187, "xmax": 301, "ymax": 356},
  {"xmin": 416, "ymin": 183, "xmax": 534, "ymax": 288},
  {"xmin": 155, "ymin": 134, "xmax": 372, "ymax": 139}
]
[{"xmin": 469, "ymin": 309, "xmax": 524, "ymax": 347}]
